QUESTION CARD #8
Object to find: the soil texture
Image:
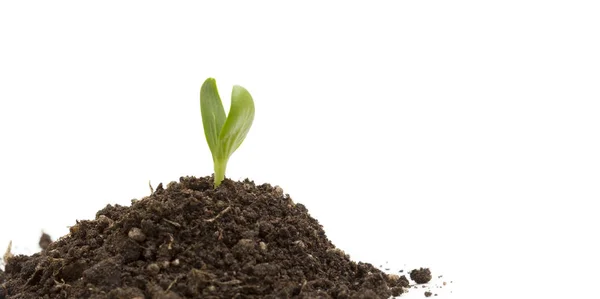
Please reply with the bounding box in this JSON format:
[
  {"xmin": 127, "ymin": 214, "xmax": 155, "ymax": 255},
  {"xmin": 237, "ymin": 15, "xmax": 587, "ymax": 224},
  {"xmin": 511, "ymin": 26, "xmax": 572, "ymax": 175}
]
[
  {"xmin": 409, "ymin": 268, "xmax": 432, "ymax": 284},
  {"xmin": 1, "ymin": 176, "xmax": 410, "ymax": 298}
]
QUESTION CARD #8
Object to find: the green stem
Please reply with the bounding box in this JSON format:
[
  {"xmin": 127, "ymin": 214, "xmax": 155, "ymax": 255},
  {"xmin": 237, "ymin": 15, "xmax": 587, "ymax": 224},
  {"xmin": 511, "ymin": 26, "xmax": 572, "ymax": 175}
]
[{"xmin": 213, "ymin": 158, "xmax": 228, "ymax": 187}]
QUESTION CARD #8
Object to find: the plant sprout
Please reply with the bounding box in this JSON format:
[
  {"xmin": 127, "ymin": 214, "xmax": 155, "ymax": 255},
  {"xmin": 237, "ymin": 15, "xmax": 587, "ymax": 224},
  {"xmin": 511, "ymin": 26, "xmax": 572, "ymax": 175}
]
[{"xmin": 200, "ymin": 78, "xmax": 255, "ymax": 187}]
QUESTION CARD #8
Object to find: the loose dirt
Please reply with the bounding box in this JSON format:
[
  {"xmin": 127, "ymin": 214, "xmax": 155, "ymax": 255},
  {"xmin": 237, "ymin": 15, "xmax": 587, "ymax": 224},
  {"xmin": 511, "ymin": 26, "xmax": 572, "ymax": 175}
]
[
  {"xmin": 1, "ymin": 176, "xmax": 415, "ymax": 298},
  {"xmin": 409, "ymin": 268, "xmax": 432, "ymax": 284}
]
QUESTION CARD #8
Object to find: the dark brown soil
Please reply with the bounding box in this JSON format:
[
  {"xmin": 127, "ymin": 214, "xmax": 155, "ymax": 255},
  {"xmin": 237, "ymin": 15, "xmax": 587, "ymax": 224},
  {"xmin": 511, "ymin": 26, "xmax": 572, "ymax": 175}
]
[
  {"xmin": 410, "ymin": 268, "xmax": 432, "ymax": 284},
  {"xmin": 0, "ymin": 272, "xmax": 6, "ymax": 299},
  {"xmin": 38, "ymin": 233, "xmax": 52, "ymax": 251},
  {"xmin": 0, "ymin": 176, "xmax": 410, "ymax": 298}
]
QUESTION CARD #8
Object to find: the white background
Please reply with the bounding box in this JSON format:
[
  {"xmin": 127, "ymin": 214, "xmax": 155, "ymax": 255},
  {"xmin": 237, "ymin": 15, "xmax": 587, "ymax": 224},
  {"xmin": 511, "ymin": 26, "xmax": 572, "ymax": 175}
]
[{"xmin": 1, "ymin": 1, "xmax": 599, "ymax": 298}]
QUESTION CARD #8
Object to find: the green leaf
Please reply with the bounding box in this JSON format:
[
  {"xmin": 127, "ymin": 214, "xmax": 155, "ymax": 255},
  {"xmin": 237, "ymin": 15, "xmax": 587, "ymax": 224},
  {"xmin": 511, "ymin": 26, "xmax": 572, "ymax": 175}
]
[
  {"xmin": 200, "ymin": 78, "xmax": 226, "ymax": 157},
  {"xmin": 200, "ymin": 78, "xmax": 255, "ymax": 187},
  {"xmin": 218, "ymin": 85, "xmax": 255, "ymax": 160}
]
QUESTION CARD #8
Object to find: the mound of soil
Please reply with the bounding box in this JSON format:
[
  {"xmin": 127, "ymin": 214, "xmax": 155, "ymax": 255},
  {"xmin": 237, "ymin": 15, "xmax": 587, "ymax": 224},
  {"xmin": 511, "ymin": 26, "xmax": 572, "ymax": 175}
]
[{"xmin": 0, "ymin": 176, "xmax": 409, "ymax": 298}]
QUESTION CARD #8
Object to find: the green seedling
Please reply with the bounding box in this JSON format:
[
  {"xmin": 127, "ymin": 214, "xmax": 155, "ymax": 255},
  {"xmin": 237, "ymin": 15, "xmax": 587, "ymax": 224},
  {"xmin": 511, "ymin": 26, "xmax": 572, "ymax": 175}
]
[{"xmin": 200, "ymin": 78, "xmax": 255, "ymax": 187}]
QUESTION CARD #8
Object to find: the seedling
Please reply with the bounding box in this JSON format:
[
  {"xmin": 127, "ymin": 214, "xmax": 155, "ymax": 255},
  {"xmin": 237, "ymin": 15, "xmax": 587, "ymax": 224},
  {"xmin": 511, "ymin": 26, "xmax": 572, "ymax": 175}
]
[{"xmin": 200, "ymin": 78, "xmax": 255, "ymax": 187}]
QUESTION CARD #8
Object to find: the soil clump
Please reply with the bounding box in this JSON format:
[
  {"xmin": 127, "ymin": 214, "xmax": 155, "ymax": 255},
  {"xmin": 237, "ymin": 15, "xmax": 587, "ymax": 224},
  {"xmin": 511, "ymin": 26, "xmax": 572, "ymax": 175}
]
[{"xmin": 410, "ymin": 268, "xmax": 432, "ymax": 284}]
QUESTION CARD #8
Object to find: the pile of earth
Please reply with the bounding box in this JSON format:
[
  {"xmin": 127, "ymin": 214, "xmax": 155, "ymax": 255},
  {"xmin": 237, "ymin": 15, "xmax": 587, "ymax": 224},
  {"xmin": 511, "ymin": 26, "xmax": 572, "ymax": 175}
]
[{"xmin": 0, "ymin": 176, "xmax": 421, "ymax": 298}]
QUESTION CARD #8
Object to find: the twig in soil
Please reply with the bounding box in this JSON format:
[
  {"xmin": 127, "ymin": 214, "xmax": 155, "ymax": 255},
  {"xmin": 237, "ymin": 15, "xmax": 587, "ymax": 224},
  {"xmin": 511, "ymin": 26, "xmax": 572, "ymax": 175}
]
[
  {"xmin": 163, "ymin": 218, "xmax": 182, "ymax": 228},
  {"xmin": 165, "ymin": 233, "xmax": 175, "ymax": 250},
  {"xmin": 149, "ymin": 180, "xmax": 154, "ymax": 195},
  {"xmin": 52, "ymin": 279, "xmax": 71, "ymax": 290},
  {"xmin": 26, "ymin": 268, "xmax": 43, "ymax": 286},
  {"xmin": 215, "ymin": 279, "xmax": 242, "ymax": 285},
  {"xmin": 298, "ymin": 279, "xmax": 307, "ymax": 295},
  {"xmin": 2, "ymin": 240, "xmax": 13, "ymax": 264},
  {"xmin": 165, "ymin": 276, "xmax": 179, "ymax": 292},
  {"xmin": 204, "ymin": 206, "xmax": 231, "ymax": 222}
]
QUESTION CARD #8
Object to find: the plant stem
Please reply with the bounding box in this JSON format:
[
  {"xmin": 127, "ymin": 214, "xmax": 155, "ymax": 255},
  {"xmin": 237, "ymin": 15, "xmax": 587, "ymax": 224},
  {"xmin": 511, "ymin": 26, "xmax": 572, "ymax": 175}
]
[{"xmin": 213, "ymin": 158, "xmax": 228, "ymax": 187}]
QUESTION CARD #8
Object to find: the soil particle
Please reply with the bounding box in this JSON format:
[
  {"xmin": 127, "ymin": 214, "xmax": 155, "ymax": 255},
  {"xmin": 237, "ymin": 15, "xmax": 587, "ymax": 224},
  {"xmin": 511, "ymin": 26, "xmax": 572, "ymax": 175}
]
[
  {"xmin": 1, "ymin": 176, "xmax": 409, "ymax": 298},
  {"xmin": 410, "ymin": 267, "xmax": 432, "ymax": 284},
  {"xmin": 38, "ymin": 233, "xmax": 52, "ymax": 250},
  {"xmin": 128, "ymin": 227, "xmax": 147, "ymax": 242},
  {"xmin": 424, "ymin": 291, "xmax": 432, "ymax": 297}
]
